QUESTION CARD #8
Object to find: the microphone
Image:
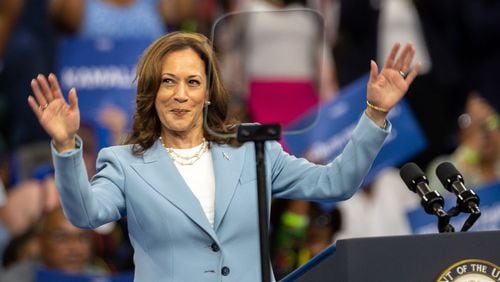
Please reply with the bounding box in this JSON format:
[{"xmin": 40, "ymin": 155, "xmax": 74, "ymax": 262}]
[
  {"xmin": 435, "ymin": 162, "xmax": 481, "ymax": 214},
  {"xmin": 400, "ymin": 162, "xmax": 447, "ymax": 217}
]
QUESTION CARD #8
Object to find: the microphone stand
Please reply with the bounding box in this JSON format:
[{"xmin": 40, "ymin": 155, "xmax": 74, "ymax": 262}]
[
  {"xmin": 237, "ymin": 123, "xmax": 281, "ymax": 282},
  {"xmin": 420, "ymin": 191, "xmax": 455, "ymax": 233},
  {"xmin": 446, "ymin": 191, "xmax": 481, "ymax": 232},
  {"xmin": 435, "ymin": 209, "xmax": 455, "ymax": 233},
  {"xmin": 461, "ymin": 210, "xmax": 481, "ymax": 232}
]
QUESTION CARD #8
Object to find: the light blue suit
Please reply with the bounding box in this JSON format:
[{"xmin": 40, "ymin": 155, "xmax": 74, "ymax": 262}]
[{"xmin": 51, "ymin": 114, "xmax": 390, "ymax": 281}]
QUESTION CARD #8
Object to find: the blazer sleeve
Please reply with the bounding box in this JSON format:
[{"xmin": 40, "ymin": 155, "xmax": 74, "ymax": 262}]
[
  {"xmin": 269, "ymin": 113, "xmax": 390, "ymax": 201},
  {"xmin": 51, "ymin": 136, "xmax": 126, "ymax": 229}
]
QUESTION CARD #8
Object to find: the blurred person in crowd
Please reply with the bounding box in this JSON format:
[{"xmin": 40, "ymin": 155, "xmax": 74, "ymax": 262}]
[
  {"xmin": 221, "ymin": 0, "xmax": 338, "ymax": 124},
  {"xmin": 0, "ymin": 173, "xmax": 59, "ymax": 265},
  {"xmin": 427, "ymin": 93, "xmax": 500, "ymax": 195},
  {"xmin": 28, "ymin": 31, "xmax": 419, "ymax": 280},
  {"xmin": 0, "ymin": 206, "xmax": 103, "ymax": 281},
  {"xmin": 301, "ymin": 204, "xmax": 341, "ymax": 259},
  {"xmin": 47, "ymin": 0, "xmax": 199, "ymax": 38},
  {"xmin": 0, "ymin": 0, "xmax": 24, "ymax": 65},
  {"xmin": 272, "ymin": 202, "xmax": 342, "ymax": 279}
]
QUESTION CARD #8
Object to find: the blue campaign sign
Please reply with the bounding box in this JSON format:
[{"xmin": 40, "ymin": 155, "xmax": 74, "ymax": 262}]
[
  {"xmin": 35, "ymin": 268, "xmax": 133, "ymax": 282},
  {"xmin": 56, "ymin": 37, "xmax": 153, "ymax": 147},
  {"xmin": 408, "ymin": 181, "xmax": 500, "ymax": 234},
  {"xmin": 283, "ymin": 74, "xmax": 427, "ymax": 184}
]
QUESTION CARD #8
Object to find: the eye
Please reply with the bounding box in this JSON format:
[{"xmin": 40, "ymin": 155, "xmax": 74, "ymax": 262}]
[
  {"xmin": 162, "ymin": 78, "xmax": 174, "ymax": 84},
  {"xmin": 188, "ymin": 79, "xmax": 201, "ymax": 86}
]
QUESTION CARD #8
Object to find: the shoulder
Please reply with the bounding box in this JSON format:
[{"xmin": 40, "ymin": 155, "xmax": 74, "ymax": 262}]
[
  {"xmin": 96, "ymin": 144, "xmax": 145, "ymax": 165},
  {"xmin": 224, "ymin": 140, "xmax": 283, "ymax": 155},
  {"xmin": 100, "ymin": 144, "xmax": 134, "ymax": 154}
]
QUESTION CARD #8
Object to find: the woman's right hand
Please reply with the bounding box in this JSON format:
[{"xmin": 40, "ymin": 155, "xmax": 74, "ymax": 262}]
[{"xmin": 28, "ymin": 73, "xmax": 80, "ymax": 152}]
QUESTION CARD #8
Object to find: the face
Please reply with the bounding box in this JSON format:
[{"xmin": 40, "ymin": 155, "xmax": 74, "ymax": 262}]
[
  {"xmin": 464, "ymin": 95, "xmax": 499, "ymax": 159},
  {"xmin": 155, "ymin": 48, "xmax": 207, "ymax": 142},
  {"xmin": 39, "ymin": 209, "xmax": 93, "ymax": 274}
]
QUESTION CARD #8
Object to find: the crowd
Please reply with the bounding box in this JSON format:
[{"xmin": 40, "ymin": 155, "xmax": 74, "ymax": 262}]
[{"xmin": 0, "ymin": 0, "xmax": 498, "ymax": 280}]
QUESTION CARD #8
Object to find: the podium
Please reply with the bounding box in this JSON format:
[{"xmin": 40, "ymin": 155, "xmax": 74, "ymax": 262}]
[{"xmin": 282, "ymin": 230, "xmax": 500, "ymax": 282}]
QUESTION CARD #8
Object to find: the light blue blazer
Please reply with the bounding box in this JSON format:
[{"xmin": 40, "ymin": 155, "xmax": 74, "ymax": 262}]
[{"xmin": 51, "ymin": 114, "xmax": 390, "ymax": 281}]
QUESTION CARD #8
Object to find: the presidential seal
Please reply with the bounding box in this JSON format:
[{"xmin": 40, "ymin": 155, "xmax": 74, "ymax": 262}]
[{"xmin": 436, "ymin": 259, "xmax": 500, "ymax": 282}]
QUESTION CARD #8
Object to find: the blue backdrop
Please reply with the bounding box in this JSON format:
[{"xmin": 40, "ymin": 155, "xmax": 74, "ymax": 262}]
[
  {"xmin": 57, "ymin": 37, "xmax": 152, "ymax": 147},
  {"xmin": 284, "ymin": 74, "xmax": 427, "ymax": 185}
]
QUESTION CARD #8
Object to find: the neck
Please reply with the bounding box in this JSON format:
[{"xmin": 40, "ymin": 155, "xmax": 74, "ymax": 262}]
[{"xmin": 160, "ymin": 132, "xmax": 205, "ymax": 149}]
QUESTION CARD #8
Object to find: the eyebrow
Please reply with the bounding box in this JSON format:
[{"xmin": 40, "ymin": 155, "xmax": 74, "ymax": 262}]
[{"xmin": 161, "ymin": 73, "xmax": 203, "ymax": 79}]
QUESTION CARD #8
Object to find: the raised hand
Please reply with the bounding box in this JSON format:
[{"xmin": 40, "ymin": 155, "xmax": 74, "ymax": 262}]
[
  {"xmin": 365, "ymin": 42, "xmax": 421, "ymax": 126},
  {"xmin": 27, "ymin": 73, "xmax": 80, "ymax": 152}
]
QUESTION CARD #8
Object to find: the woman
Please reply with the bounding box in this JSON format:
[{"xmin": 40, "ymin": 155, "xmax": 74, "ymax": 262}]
[{"xmin": 27, "ymin": 32, "xmax": 419, "ymax": 281}]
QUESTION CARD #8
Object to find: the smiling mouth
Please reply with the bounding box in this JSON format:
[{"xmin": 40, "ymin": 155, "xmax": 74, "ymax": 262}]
[{"xmin": 171, "ymin": 109, "xmax": 189, "ymax": 114}]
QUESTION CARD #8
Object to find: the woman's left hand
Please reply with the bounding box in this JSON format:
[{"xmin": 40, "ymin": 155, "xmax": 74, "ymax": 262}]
[{"xmin": 366, "ymin": 42, "xmax": 421, "ymax": 124}]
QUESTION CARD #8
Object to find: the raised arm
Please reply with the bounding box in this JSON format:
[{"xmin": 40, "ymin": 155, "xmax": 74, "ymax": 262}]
[
  {"xmin": 27, "ymin": 73, "xmax": 80, "ymax": 152},
  {"xmin": 365, "ymin": 42, "xmax": 421, "ymax": 127}
]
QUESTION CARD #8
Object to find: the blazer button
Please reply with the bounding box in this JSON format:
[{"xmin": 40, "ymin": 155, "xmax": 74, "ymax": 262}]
[
  {"xmin": 211, "ymin": 243, "xmax": 220, "ymax": 252},
  {"xmin": 221, "ymin": 266, "xmax": 230, "ymax": 276}
]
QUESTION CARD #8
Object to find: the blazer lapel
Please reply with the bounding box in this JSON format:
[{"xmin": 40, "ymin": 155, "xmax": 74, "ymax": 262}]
[
  {"xmin": 212, "ymin": 144, "xmax": 246, "ymax": 231},
  {"xmin": 130, "ymin": 140, "xmax": 217, "ymax": 240}
]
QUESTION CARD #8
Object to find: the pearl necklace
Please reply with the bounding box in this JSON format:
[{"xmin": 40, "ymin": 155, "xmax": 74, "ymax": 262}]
[{"xmin": 159, "ymin": 137, "xmax": 208, "ymax": 165}]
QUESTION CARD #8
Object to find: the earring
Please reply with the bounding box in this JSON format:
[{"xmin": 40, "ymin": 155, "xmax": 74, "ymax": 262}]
[{"xmin": 205, "ymin": 100, "xmax": 211, "ymax": 106}]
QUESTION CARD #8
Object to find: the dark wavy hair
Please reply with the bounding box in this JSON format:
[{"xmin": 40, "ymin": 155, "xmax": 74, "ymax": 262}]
[{"xmin": 125, "ymin": 32, "xmax": 238, "ymax": 155}]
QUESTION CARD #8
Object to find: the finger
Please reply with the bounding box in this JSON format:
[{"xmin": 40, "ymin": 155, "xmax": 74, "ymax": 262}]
[
  {"xmin": 36, "ymin": 74, "xmax": 54, "ymax": 102},
  {"xmin": 404, "ymin": 62, "xmax": 421, "ymax": 85},
  {"xmin": 401, "ymin": 48, "xmax": 415, "ymax": 73},
  {"xmin": 368, "ymin": 60, "xmax": 378, "ymax": 84},
  {"xmin": 27, "ymin": 96, "xmax": 43, "ymax": 119},
  {"xmin": 68, "ymin": 88, "xmax": 79, "ymax": 111},
  {"xmin": 393, "ymin": 43, "xmax": 413, "ymax": 71},
  {"xmin": 31, "ymin": 78, "xmax": 48, "ymax": 107},
  {"xmin": 48, "ymin": 73, "xmax": 65, "ymax": 99},
  {"xmin": 383, "ymin": 42, "xmax": 401, "ymax": 69}
]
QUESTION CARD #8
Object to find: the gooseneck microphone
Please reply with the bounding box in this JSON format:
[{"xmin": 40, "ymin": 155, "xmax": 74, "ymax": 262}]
[
  {"xmin": 435, "ymin": 162, "xmax": 481, "ymax": 215},
  {"xmin": 400, "ymin": 162, "xmax": 446, "ymax": 217}
]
